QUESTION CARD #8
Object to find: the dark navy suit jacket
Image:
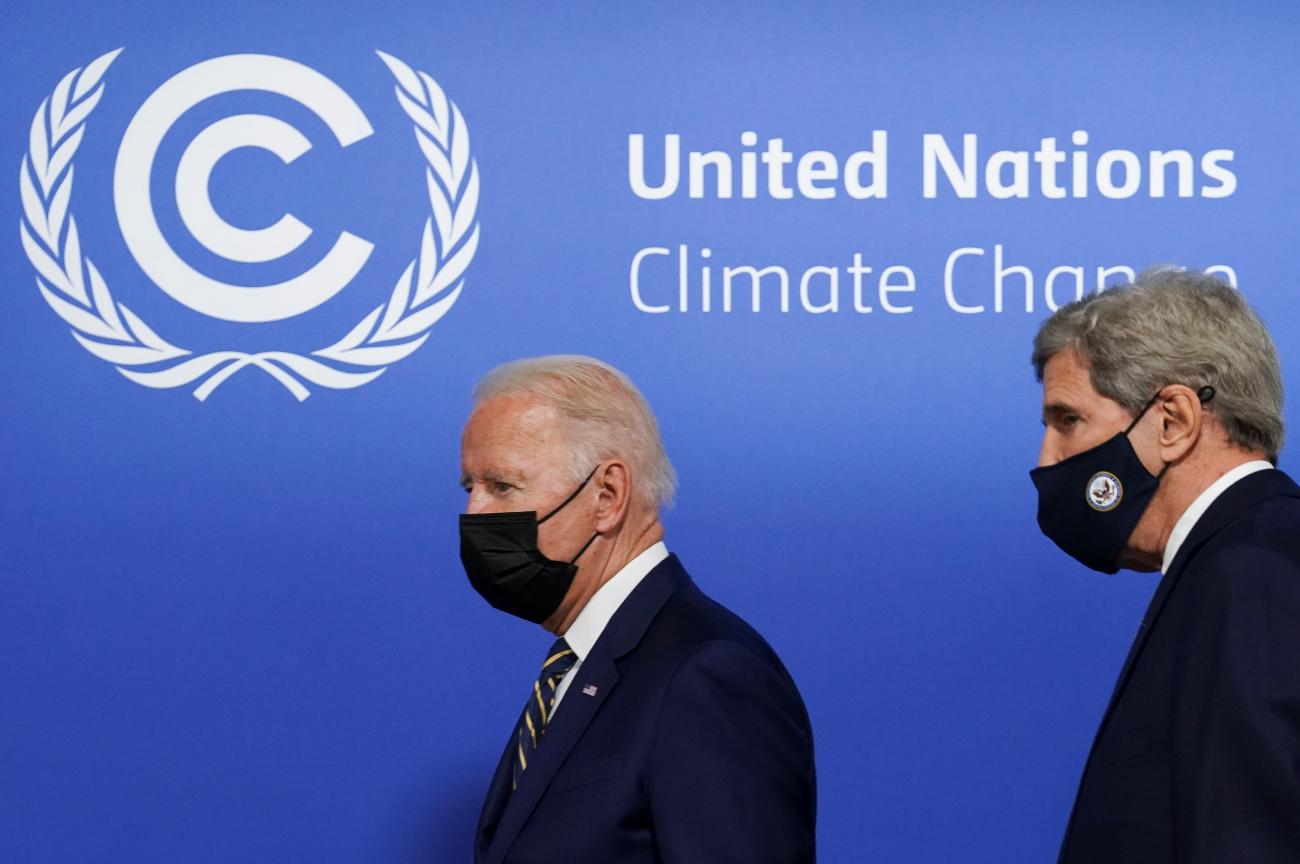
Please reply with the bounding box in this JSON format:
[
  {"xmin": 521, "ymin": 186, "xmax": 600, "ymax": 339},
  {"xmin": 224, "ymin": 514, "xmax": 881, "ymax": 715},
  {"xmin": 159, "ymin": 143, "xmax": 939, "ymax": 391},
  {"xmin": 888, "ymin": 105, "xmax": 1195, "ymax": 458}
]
[
  {"xmin": 474, "ymin": 554, "xmax": 817, "ymax": 864},
  {"xmin": 1060, "ymin": 468, "xmax": 1300, "ymax": 862}
]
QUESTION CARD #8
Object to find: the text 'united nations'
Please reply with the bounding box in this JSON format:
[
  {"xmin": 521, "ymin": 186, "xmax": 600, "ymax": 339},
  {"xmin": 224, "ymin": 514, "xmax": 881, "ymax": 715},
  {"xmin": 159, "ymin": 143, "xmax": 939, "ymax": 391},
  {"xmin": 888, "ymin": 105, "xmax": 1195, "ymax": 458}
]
[{"xmin": 629, "ymin": 131, "xmax": 1236, "ymax": 200}]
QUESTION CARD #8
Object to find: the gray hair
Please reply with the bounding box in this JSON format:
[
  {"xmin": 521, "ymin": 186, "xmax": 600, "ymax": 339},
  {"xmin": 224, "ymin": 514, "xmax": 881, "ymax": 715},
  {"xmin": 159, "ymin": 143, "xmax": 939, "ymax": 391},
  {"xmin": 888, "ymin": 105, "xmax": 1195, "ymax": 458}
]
[
  {"xmin": 1032, "ymin": 267, "xmax": 1284, "ymax": 459},
  {"xmin": 473, "ymin": 355, "xmax": 677, "ymax": 510}
]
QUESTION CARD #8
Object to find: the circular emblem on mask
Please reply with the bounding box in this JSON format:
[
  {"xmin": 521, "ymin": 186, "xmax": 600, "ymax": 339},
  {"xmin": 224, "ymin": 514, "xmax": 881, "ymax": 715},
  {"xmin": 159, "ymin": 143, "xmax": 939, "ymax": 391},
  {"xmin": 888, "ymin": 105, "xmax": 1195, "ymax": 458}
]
[{"xmin": 1086, "ymin": 471, "xmax": 1123, "ymax": 512}]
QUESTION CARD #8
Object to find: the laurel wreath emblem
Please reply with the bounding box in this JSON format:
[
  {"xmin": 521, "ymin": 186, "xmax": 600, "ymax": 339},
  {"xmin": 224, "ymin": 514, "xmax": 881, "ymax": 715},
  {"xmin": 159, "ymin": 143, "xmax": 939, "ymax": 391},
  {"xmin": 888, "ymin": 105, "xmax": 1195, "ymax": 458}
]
[{"xmin": 19, "ymin": 49, "xmax": 480, "ymax": 401}]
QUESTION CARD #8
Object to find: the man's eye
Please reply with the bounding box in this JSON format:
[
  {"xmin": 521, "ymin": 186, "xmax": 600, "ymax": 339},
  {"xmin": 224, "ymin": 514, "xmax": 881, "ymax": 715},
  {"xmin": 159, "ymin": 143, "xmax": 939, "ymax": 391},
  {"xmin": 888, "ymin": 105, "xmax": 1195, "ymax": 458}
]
[
  {"xmin": 493, "ymin": 482, "xmax": 513, "ymax": 494},
  {"xmin": 1061, "ymin": 414, "xmax": 1080, "ymax": 428}
]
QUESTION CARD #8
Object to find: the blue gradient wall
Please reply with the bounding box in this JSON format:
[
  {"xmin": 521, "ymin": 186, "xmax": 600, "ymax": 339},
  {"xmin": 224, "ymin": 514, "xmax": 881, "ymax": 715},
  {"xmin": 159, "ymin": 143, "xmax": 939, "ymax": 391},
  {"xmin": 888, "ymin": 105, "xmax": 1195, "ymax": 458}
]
[{"xmin": 3, "ymin": 2, "xmax": 1298, "ymax": 861}]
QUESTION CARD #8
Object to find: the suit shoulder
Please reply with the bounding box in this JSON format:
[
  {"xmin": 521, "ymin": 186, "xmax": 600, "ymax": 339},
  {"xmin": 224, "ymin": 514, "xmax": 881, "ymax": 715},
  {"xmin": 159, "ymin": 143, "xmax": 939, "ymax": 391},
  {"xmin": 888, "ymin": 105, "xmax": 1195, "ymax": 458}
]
[
  {"xmin": 1185, "ymin": 494, "xmax": 1300, "ymax": 603},
  {"xmin": 1202, "ymin": 492, "xmax": 1300, "ymax": 563},
  {"xmin": 647, "ymin": 580, "xmax": 784, "ymax": 663}
]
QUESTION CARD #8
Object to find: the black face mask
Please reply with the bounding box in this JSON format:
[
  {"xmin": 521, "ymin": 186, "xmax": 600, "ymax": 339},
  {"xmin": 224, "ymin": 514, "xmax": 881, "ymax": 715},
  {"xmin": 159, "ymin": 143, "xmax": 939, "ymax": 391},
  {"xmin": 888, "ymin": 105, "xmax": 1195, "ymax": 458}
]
[
  {"xmin": 459, "ymin": 467, "xmax": 600, "ymax": 624},
  {"xmin": 1029, "ymin": 393, "xmax": 1169, "ymax": 574}
]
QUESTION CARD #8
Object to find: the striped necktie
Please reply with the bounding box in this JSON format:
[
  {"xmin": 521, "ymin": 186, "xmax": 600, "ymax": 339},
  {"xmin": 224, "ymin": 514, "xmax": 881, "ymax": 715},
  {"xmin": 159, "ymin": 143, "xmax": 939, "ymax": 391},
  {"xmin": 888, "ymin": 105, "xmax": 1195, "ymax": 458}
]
[{"xmin": 512, "ymin": 637, "xmax": 578, "ymax": 790}]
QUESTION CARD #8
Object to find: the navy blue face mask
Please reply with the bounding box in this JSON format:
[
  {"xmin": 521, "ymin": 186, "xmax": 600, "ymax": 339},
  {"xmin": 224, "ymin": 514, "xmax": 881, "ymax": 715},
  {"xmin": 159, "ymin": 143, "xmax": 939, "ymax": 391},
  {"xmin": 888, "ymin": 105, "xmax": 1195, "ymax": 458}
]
[
  {"xmin": 1029, "ymin": 387, "xmax": 1214, "ymax": 574},
  {"xmin": 459, "ymin": 466, "xmax": 600, "ymax": 624}
]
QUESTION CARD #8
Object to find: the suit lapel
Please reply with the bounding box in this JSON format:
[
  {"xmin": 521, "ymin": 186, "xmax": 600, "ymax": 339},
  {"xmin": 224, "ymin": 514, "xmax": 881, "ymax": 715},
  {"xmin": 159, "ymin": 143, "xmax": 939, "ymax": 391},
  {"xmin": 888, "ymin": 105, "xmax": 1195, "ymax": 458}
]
[
  {"xmin": 475, "ymin": 720, "xmax": 520, "ymax": 861},
  {"xmin": 483, "ymin": 650, "xmax": 620, "ymax": 864},
  {"xmin": 482, "ymin": 555, "xmax": 691, "ymax": 864}
]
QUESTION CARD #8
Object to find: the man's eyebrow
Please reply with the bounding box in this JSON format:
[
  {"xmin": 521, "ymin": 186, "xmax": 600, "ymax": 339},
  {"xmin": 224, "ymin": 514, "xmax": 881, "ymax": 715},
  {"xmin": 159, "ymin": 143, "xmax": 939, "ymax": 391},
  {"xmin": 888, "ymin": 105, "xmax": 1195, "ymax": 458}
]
[
  {"xmin": 1042, "ymin": 401, "xmax": 1081, "ymax": 422},
  {"xmin": 460, "ymin": 469, "xmax": 528, "ymax": 487}
]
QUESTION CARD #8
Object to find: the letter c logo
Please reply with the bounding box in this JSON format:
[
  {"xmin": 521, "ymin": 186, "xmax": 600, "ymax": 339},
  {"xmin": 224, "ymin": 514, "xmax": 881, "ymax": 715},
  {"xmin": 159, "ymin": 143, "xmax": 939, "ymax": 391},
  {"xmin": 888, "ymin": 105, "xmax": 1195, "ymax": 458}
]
[{"xmin": 114, "ymin": 54, "xmax": 374, "ymax": 323}]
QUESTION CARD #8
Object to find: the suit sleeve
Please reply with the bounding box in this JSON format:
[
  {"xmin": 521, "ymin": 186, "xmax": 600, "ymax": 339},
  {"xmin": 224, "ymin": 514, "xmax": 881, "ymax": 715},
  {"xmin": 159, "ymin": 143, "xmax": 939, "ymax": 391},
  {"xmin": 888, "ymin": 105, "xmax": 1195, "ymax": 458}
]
[
  {"xmin": 647, "ymin": 640, "xmax": 816, "ymax": 864},
  {"xmin": 1172, "ymin": 543, "xmax": 1300, "ymax": 862}
]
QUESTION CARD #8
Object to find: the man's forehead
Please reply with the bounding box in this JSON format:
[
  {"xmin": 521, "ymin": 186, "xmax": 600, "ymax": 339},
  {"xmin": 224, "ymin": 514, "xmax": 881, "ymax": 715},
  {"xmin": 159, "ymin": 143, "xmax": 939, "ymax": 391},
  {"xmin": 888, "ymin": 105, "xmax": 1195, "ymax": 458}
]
[
  {"xmin": 1039, "ymin": 348, "xmax": 1137, "ymax": 425},
  {"xmin": 1041, "ymin": 349, "xmax": 1095, "ymax": 401},
  {"xmin": 462, "ymin": 395, "xmax": 569, "ymax": 465},
  {"xmin": 468, "ymin": 394, "xmax": 559, "ymax": 437}
]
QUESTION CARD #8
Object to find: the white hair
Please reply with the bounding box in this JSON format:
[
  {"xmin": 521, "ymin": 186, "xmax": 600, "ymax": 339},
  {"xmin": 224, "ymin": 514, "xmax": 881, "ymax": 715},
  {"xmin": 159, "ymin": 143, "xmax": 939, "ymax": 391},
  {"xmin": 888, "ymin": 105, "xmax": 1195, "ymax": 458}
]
[{"xmin": 473, "ymin": 355, "xmax": 677, "ymax": 510}]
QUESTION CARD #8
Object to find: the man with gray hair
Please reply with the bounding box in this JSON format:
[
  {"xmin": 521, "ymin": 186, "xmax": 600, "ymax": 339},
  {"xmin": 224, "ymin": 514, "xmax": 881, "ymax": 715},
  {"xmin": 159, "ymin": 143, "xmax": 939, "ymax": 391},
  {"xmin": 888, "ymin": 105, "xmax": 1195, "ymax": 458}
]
[
  {"xmin": 457, "ymin": 354, "xmax": 816, "ymax": 864},
  {"xmin": 1029, "ymin": 269, "xmax": 1300, "ymax": 862}
]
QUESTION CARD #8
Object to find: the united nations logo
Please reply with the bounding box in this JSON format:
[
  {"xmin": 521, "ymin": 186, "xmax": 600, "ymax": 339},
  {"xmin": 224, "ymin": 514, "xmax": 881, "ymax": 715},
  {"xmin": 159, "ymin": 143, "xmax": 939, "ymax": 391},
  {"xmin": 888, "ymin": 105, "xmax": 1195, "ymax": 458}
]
[
  {"xmin": 1086, "ymin": 471, "xmax": 1122, "ymax": 512},
  {"xmin": 18, "ymin": 50, "xmax": 479, "ymax": 400}
]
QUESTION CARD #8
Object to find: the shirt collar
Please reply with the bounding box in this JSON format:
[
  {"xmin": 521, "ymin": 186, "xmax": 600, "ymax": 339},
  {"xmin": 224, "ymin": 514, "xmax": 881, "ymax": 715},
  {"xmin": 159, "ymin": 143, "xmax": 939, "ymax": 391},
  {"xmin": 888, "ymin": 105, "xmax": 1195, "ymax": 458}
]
[
  {"xmin": 1161, "ymin": 460, "xmax": 1272, "ymax": 573},
  {"xmin": 562, "ymin": 541, "xmax": 669, "ymax": 660}
]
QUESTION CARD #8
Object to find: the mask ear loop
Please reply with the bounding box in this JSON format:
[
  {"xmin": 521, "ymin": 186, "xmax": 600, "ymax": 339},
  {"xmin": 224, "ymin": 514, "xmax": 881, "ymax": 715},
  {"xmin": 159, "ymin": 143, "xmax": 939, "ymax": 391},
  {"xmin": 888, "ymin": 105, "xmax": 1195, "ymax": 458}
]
[
  {"xmin": 1124, "ymin": 392, "xmax": 1163, "ymax": 435},
  {"xmin": 1126, "ymin": 385, "xmax": 1217, "ymax": 435},
  {"xmin": 538, "ymin": 465, "xmax": 601, "ymax": 525},
  {"xmin": 567, "ymin": 531, "xmax": 600, "ymax": 565},
  {"xmin": 538, "ymin": 465, "xmax": 603, "ymax": 566},
  {"xmin": 1128, "ymin": 385, "xmax": 1218, "ymax": 477}
]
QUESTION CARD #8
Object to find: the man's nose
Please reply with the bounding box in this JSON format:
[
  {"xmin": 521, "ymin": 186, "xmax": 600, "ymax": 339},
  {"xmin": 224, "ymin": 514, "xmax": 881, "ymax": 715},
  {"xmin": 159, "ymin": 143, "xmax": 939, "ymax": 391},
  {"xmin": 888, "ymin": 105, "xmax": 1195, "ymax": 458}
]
[
  {"xmin": 465, "ymin": 488, "xmax": 494, "ymax": 514},
  {"xmin": 1038, "ymin": 430, "xmax": 1059, "ymax": 468}
]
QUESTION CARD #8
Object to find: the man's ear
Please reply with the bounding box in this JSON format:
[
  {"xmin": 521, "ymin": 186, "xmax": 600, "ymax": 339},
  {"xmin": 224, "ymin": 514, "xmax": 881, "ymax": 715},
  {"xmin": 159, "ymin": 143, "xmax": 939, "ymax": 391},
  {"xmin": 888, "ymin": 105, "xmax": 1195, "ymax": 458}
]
[
  {"xmin": 593, "ymin": 460, "xmax": 632, "ymax": 534},
  {"xmin": 1156, "ymin": 384, "xmax": 1204, "ymax": 464}
]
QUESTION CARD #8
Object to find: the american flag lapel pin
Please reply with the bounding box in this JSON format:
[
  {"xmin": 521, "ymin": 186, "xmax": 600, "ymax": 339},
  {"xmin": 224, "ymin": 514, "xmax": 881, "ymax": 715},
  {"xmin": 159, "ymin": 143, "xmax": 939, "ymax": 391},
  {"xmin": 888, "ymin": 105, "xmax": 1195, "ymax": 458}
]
[{"xmin": 581, "ymin": 684, "xmax": 599, "ymax": 697}]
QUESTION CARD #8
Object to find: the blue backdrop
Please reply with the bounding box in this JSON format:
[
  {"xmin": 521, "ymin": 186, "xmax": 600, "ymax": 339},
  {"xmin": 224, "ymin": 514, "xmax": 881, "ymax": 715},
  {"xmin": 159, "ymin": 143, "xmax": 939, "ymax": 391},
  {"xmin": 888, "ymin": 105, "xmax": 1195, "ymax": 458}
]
[{"xmin": 3, "ymin": 2, "xmax": 1299, "ymax": 861}]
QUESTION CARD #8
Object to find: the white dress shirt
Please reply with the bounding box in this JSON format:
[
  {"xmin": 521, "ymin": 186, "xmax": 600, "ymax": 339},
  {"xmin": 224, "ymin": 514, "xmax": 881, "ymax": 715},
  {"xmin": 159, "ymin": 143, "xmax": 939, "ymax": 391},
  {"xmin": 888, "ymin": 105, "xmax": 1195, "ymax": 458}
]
[
  {"xmin": 550, "ymin": 541, "xmax": 669, "ymax": 715},
  {"xmin": 1160, "ymin": 460, "xmax": 1273, "ymax": 573}
]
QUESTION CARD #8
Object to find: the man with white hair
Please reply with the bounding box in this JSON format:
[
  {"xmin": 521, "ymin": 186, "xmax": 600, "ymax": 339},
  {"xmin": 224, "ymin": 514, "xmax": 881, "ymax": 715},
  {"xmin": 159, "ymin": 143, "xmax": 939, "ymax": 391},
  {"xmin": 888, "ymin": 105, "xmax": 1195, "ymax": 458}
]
[
  {"xmin": 1029, "ymin": 269, "xmax": 1300, "ymax": 862},
  {"xmin": 458, "ymin": 355, "xmax": 816, "ymax": 864}
]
